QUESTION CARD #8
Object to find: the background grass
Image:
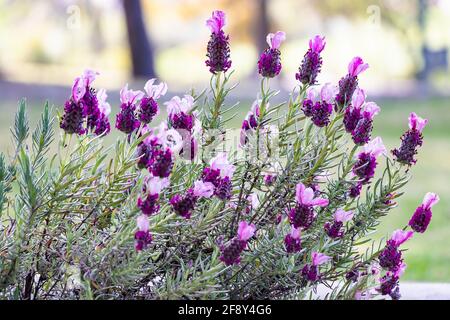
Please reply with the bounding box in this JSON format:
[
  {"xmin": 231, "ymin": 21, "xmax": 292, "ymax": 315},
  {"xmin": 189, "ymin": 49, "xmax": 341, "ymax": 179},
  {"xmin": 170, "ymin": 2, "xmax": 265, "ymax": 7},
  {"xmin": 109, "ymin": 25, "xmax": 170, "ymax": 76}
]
[{"xmin": 1, "ymin": 96, "xmax": 449, "ymax": 282}]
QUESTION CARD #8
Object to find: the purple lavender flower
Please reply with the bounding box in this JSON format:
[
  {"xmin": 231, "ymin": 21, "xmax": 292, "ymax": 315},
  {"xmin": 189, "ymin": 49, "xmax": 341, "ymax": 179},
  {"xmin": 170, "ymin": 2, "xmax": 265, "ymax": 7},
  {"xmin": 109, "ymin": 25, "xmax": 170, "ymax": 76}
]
[
  {"xmin": 343, "ymin": 87, "xmax": 365, "ymax": 133},
  {"xmin": 170, "ymin": 180, "xmax": 215, "ymax": 220},
  {"xmin": 302, "ymin": 99, "xmax": 314, "ymax": 117},
  {"xmin": 324, "ymin": 209, "xmax": 354, "ymax": 239},
  {"xmin": 335, "ymin": 57, "xmax": 369, "ymax": 111},
  {"xmin": 138, "ymin": 97, "xmax": 158, "ymax": 123},
  {"xmin": 351, "ymin": 102, "xmax": 380, "ymax": 145},
  {"xmin": 138, "ymin": 79, "xmax": 167, "ymax": 124},
  {"xmin": 60, "ymin": 73, "xmax": 96, "ymax": 135},
  {"xmin": 60, "ymin": 98, "xmax": 87, "ymax": 135},
  {"xmin": 170, "ymin": 190, "xmax": 198, "ymax": 219},
  {"xmin": 169, "ymin": 112, "xmax": 194, "ymax": 131},
  {"xmin": 311, "ymin": 101, "xmax": 333, "ymax": 127},
  {"xmin": 219, "ymin": 221, "xmax": 255, "ymax": 266},
  {"xmin": 149, "ymin": 148, "xmax": 174, "ymax": 178},
  {"xmin": 214, "ymin": 176, "xmax": 232, "ymax": 200},
  {"xmin": 379, "ymin": 230, "xmax": 413, "ymax": 272},
  {"xmin": 135, "ymin": 214, "xmax": 152, "ymax": 251},
  {"xmin": 379, "ymin": 273, "xmax": 400, "ymax": 299},
  {"xmin": 349, "ymin": 182, "xmax": 362, "ymax": 198},
  {"xmin": 284, "ymin": 226, "xmax": 301, "ymax": 253},
  {"xmin": 258, "ymin": 31, "xmax": 286, "ymax": 78},
  {"xmin": 304, "ymin": 83, "xmax": 335, "ymax": 127},
  {"xmin": 288, "ymin": 183, "xmax": 328, "ymax": 229},
  {"xmin": 409, "ymin": 192, "xmax": 439, "ymax": 233},
  {"xmin": 295, "ymin": 35, "xmax": 326, "ymax": 85},
  {"xmin": 343, "ymin": 106, "xmax": 362, "ymax": 133},
  {"xmin": 392, "ymin": 112, "xmax": 428, "ymax": 166},
  {"xmin": 137, "ymin": 193, "xmax": 160, "ymax": 216},
  {"xmin": 302, "ymin": 252, "xmax": 331, "ymax": 282},
  {"xmin": 352, "ymin": 137, "xmax": 386, "ymax": 184},
  {"xmin": 202, "ymin": 153, "xmax": 235, "ymax": 200},
  {"xmin": 134, "ymin": 230, "xmax": 152, "ymax": 251},
  {"xmin": 378, "ymin": 240, "xmax": 403, "ymax": 271},
  {"xmin": 93, "ymin": 89, "xmax": 111, "ymax": 136},
  {"xmin": 115, "ymin": 84, "xmax": 144, "ymax": 134},
  {"xmin": 205, "ymin": 11, "xmax": 231, "ymax": 74},
  {"xmin": 289, "ymin": 204, "xmax": 316, "ymax": 230}
]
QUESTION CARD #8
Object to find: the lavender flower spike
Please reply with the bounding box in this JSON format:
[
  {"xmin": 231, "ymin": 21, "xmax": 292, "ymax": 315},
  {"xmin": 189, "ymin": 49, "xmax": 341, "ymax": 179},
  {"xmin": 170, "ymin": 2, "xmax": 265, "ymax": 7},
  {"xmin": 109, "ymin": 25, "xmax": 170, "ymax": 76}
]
[
  {"xmin": 205, "ymin": 10, "xmax": 231, "ymax": 74},
  {"xmin": 258, "ymin": 31, "xmax": 286, "ymax": 78},
  {"xmin": 296, "ymin": 35, "xmax": 326, "ymax": 85},
  {"xmin": 409, "ymin": 192, "xmax": 439, "ymax": 233}
]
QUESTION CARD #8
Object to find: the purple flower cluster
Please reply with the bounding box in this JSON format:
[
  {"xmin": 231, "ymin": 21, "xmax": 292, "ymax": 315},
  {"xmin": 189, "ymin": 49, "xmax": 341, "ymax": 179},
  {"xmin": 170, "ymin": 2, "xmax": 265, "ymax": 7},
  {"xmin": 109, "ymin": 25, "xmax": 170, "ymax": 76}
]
[
  {"xmin": 344, "ymin": 88, "xmax": 380, "ymax": 145},
  {"xmin": 376, "ymin": 193, "xmax": 439, "ymax": 298},
  {"xmin": 134, "ymin": 176, "xmax": 169, "ymax": 251},
  {"xmin": 352, "ymin": 137, "xmax": 386, "ymax": 184},
  {"xmin": 288, "ymin": 183, "xmax": 328, "ymax": 231},
  {"xmin": 165, "ymin": 95, "xmax": 200, "ymax": 160},
  {"xmin": 296, "ymin": 35, "xmax": 326, "ymax": 85},
  {"xmin": 409, "ymin": 192, "xmax": 439, "ymax": 233},
  {"xmin": 377, "ymin": 230, "xmax": 412, "ymax": 299},
  {"xmin": 205, "ymin": 11, "xmax": 231, "ymax": 74},
  {"xmin": 240, "ymin": 100, "xmax": 264, "ymax": 146},
  {"xmin": 301, "ymin": 252, "xmax": 331, "ymax": 282},
  {"xmin": 220, "ymin": 221, "xmax": 256, "ymax": 266},
  {"xmin": 201, "ymin": 153, "xmax": 235, "ymax": 201},
  {"xmin": 324, "ymin": 209, "xmax": 354, "ymax": 239},
  {"xmin": 335, "ymin": 57, "xmax": 369, "ymax": 111},
  {"xmin": 392, "ymin": 112, "xmax": 427, "ymax": 166},
  {"xmin": 116, "ymin": 79, "xmax": 167, "ymax": 135},
  {"xmin": 302, "ymin": 84, "xmax": 335, "ymax": 127},
  {"xmin": 258, "ymin": 31, "xmax": 286, "ymax": 78},
  {"xmin": 284, "ymin": 226, "xmax": 301, "ymax": 253},
  {"xmin": 60, "ymin": 70, "xmax": 111, "ymax": 136}
]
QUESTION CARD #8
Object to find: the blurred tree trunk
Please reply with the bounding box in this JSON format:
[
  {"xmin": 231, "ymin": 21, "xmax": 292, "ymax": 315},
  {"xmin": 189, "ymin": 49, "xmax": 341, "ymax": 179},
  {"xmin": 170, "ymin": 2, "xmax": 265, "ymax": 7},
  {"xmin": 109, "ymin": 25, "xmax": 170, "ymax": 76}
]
[
  {"xmin": 122, "ymin": 0, "xmax": 156, "ymax": 78},
  {"xmin": 256, "ymin": 0, "xmax": 270, "ymax": 54}
]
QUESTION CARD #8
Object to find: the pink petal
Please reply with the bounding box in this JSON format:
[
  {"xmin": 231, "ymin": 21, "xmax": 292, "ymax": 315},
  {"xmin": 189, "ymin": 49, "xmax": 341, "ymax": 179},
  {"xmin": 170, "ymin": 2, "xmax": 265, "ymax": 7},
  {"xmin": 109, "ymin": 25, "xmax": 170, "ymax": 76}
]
[
  {"xmin": 290, "ymin": 226, "xmax": 301, "ymax": 239},
  {"xmin": 363, "ymin": 102, "xmax": 380, "ymax": 119},
  {"xmin": 266, "ymin": 31, "xmax": 286, "ymax": 49},
  {"xmin": 306, "ymin": 87, "xmax": 319, "ymax": 103},
  {"xmin": 309, "ymin": 197, "xmax": 329, "ymax": 207},
  {"xmin": 71, "ymin": 76, "xmax": 86, "ymax": 103},
  {"xmin": 120, "ymin": 84, "xmax": 144, "ymax": 104},
  {"xmin": 348, "ymin": 57, "xmax": 369, "ymax": 77},
  {"xmin": 295, "ymin": 183, "xmax": 306, "ymax": 203},
  {"xmin": 351, "ymin": 87, "xmax": 366, "ymax": 109},
  {"xmin": 309, "ymin": 35, "xmax": 326, "ymax": 53},
  {"xmin": 97, "ymin": 89, "xmax": 111, "ymax": 116},
  {"xmin": 193, "ymin": 181, "xmax": 215, "ymax": 198},
  {"xmin": 210, "ymin": 152, "xmax": 235, "ymax": 178},
  {"xmin": 422, "ymin": 192, "xmax": 439, "ymax": 210},
  {"xmin": 82, "ymin": 69, "xmax": 99, "ymax": 86},
  {"xmin": 334, "ymin": 209, "xmax": 354, "ymax": 222},
  {"xmin": 390, "ymin": 229, "xmax": 414, "ymax": 246},
  {"xmin": 145, "ymin": 176, "xmax": 170, "ymax": 195},
  {"xmin": 144, "ymin": 78, "xmax": 168, "ymax": 99},
  {"xmin": 237, "ymin": 221, "xmax": 256, "ymax": 241},
  {"xmin": 363, "ymin": 137, "xmax": 386, "ymax": 158},
  {"xmin": 408, "ymin": 112, "xmax": 428, "ymax": 133},
  {"xmin": 136, "ymin": 214, "xmax": 149, "ymax": 232},
  {"xmin": 312, "ymin": 252, "xmax": 331, "ymax": 266},
  {"xmin": 320, "ymin": 83, "xmax": 337, "ymax": 103},
  {"xmin": 247, "ymin": 193, "xmax": 259, "ymax": 209},
  {"xmin": 206, "ymin": 10, "xmax": 226, "ymax": 33},
  {"xmin": 300, "ymin": 186, "xmax": 315, "ymax": 205},
  {"xmin": 395, "ymin": 262, "xmax": 407, "ymax": 278}
]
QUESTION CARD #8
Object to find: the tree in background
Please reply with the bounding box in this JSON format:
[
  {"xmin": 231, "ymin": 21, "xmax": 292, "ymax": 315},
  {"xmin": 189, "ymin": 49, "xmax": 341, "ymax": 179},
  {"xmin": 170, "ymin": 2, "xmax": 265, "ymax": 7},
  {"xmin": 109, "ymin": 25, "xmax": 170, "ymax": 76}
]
[
  {"xmin": 123, "ymin": 0, "xmax": 156, "ymax": 78},
  {"xmin": 255, "ymin": 0, "xmax": 270, "ymax": 55}
]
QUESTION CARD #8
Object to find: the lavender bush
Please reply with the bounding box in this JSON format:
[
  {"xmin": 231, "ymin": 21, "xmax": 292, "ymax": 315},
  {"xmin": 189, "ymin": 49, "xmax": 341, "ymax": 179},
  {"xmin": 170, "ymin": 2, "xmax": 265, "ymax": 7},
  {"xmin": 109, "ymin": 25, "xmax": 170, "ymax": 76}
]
[{"xmin": 0, "ymin": 10, "xmax": 439, "ymax": 300}]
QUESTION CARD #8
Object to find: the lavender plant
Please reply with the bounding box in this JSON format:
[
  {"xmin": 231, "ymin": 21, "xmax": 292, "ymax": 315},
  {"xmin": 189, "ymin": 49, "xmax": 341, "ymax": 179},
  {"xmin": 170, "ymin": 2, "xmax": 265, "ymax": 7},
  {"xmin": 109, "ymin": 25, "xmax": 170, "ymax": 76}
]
[{"xmin": 0, "ymin": 10, "xmax": 440, "ymax": 300}]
